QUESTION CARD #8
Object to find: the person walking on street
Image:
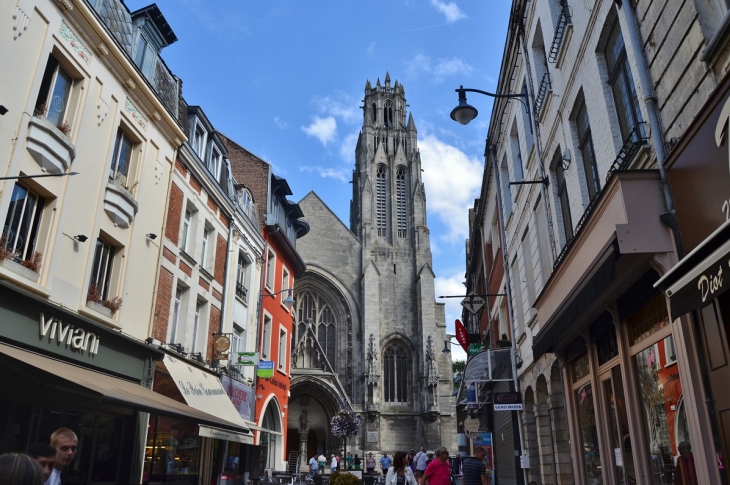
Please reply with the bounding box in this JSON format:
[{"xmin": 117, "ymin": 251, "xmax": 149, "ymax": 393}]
[
  {"xmin": 46, "ymin": 428, "xmax": 78, "ymax": 485},
  {"xmin": 380, "ymin": 452, "xmax": 392, "ymax": 476},
  {"xmin": 26, "ymin": 443, "xmax": 56, "ymax": 482},
  {"xmin": 318, "ymin": 453, "xmax": 326, "ymax": 474},
  {"xmin": 414, "ymin": 447, "xmax": 428, "ymax": 481},
  {"xmin": 347, "ymin": 453, "xmax": 353, "ymax": 470},
  {"xmin": 331, "ymin": 454, "xmax": 338, "ymax": 473},
  {"xmin": 354, "ymin": 454, "xmax": 362, "ymax": 470},
  {"xmin": 366, "ymin": 453, "xmax": 376, "ymax": 474},
  {"xmin": 385, "ymin": 452, "xmax": 418, "ymax": 485},
  {"xmin": 462, "ymin": 447, "xmax": 488, "ymax": 485},
  {"xmin": 420, "ymin": 447, "xmax": 450, "ymax": 485},
  {"xmin": 308, "ymin": 455, "xmax": 319, "ymax": 478}
]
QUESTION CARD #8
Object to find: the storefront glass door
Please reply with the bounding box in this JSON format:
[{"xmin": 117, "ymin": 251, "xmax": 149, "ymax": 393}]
[{"xmin": 600, "ymin": 367, "xmax": 636, "ymax": 485}]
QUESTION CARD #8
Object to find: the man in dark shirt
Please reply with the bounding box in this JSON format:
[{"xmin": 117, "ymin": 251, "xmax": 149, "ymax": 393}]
[{"xmin": 462, "ymin": 447, "xmax": 488, "ymax": 485}]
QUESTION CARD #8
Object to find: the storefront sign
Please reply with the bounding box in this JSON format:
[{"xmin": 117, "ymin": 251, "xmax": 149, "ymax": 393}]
[
  {"xmin": 39, "ymin": 313, "xmax": 100, "ymax": 355},
  {"xmin": 467, "ymin": 343, "xmax": 485, "ymax": 356},
  {"xmin": 257, "ymin": 360, "xmax": 274, "ymax": 378},
  {"xmin": 493, "ymin": 392, "xmax": 523, "ymax": 411},
  {"xmin": 221, "ymin": 376, "xmax": 253, "ymax": 421}
]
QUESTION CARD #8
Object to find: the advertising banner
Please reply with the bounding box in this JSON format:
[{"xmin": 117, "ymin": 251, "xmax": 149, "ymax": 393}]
[
  {"xmin": 221, "ymin": 376, "xmax": 253, "ymax": 421},
  {"xmin": 472, "ymin": 432, "xmax": 493, "ymax": 469}
]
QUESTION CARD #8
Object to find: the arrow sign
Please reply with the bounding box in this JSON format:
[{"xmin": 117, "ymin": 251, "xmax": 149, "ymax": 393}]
[
  {"xmin": 461, "ymin": 293, "xmax": 486, "ymax": 315},
  {"xmin": 455, "ymin": 319, "xmax": 469, "ymax": 352}
]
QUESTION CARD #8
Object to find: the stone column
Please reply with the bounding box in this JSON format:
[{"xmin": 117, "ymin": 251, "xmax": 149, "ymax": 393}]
[
  {"xmin": 548, "ymin": 394, "xmax": 574, "ymax": 485},
  {"xmin": 523, "ymin": 404, "xmax": 541, "ymax": 483},
  {"xmin": 535, "ymin": 402, "xmax": 556, "ymax": 485}
]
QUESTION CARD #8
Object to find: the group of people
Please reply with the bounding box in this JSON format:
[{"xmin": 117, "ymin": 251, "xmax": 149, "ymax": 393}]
[
  {"xmin": 0, "ymin": 428, "xmax": 78, "ymax": 485},
  {"xmin": 309, "ymin": 446, "xmax": 489, "ymax": 485}
]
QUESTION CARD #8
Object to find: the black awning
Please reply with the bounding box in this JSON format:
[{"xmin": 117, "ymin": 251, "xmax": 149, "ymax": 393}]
[
  {"xmin": 532, "ymin": 241, "xmax": 618, "ymax": 360},
  {"xmin": 655, "ymin": 219, "xmax": 730, "ymax": 320}
]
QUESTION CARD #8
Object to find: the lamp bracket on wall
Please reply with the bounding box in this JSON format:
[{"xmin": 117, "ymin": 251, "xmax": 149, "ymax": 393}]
[{"xmin": 508, "ymin": 176, "xmax": 549, "ymax": 187}]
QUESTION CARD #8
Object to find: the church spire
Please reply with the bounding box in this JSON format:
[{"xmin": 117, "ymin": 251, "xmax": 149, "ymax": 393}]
[
  {"xmin": 385, "ymin": 71, "xmax": 391, "ymax": 87},
  {"xmin": 376, "ymin": 77, "xmax": 381, "ymax": 88},
  {"xmin": 408, "ymin": 112, "xmax": 417, "ymax": 131},
  {"xmin": 365, "ymin": 79, "xmax": 372, "ymax": 91}
]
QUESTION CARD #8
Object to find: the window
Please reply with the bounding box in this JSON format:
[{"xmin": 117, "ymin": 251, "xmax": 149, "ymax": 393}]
[
  {"xmin": 376, "ymin": 165, "xmax": 387, "ymax": 237},
  {"xmin": 396, "ymin": 167, "xmax": 407, "ymax": 238},
  {"xmin": 170, "ymin": 287, "xmax": 183, "ymax": 343},
  {"xmin": 34, "ymin": 55, "xmax": 74, "ymax": 127},
  {"xmin": 521, "ymin": 228, "xmax": 536, "ymax": 315},
  {"xmin": 193, "ymin": 123, "xmax": 207, "ymax": 158},
  {"xmin": 575, "ymin": 99, "xmax": 600, "ymax": 201},
  {"xmin": 522, "ymin": 81, "xmax": 534, "ymax": 150},
  {"xmin": 603, "ymin": 17, "xmax": 643, "ymax": 142},
  {"xmin": 383, "ymin": 343, "xmax": 410, "ymax": 403},
  {"xmin": 236, "ymin": 254, "xmax": 249, "ymax": 303},
  {"xmin": 511, "ymin": 256, "xmax": 524, "ymax": 335},
  {"xmin": 90, "ymin": 238, "xmax": 116, "ymax": 302},
  {"xmin": 510, "ymin": 122, "xmax": 524, "ymax": 183},
  {"xmin": 500, "ymin": 157, "xmax": 513, "ymax": 217},
  {"xmin": 109, "ymin": 129, "xmax": 134, "ymax": 185},
  {"xmin": 384, "ymin": 101, "xmax": 393, "ymax": 127},
  {"xmin": 192, "ymin": 300, "xmax": 203, "ymax": 354},
  {"xmin": 265, "ymin": 250, "xmax": 275, "ymax": 290},
  {"xmin": 554, "ymin": 150, "xmax": 573, "ymax": 243},
  {"xmin": 201, "ymin": 225, "xmax": 211, "ymax": 269},
  {"xmin": 3, "ymin": 183, "xmax": 45, "ymax": 261},
  {"xmin": 297, "ymin": 290, "xmax": 337, "ymax": 366},
  {"xmin": 181, "ymin": 209, "xmax": 192, "ymax": 253},
  {"xmin": 278, "ymin": 327, "xmax": 287, "ymax": 371},
  {"xmin": 281, "ymin": 267, "xmax": 290, "ymax": 307},
  {"xmin": 533, "ymin": 197, "xmax": 552, "ymax": 287},
  {"xmin": 133, "ymin": 34, "xmax": 155, "ymax": 77},
  {"xmin": 209, "ymin": 147, "xmax": 222, "ymax": 179},
  {"xmin": 262, "ymin": 314, "xmax": 272, "ymax": 359}
]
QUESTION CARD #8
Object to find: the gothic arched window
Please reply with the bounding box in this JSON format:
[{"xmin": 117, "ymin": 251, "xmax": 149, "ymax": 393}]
[
  {"xmin": 383, "ymin": 342, "xmax": 410, "ymax": 403},
  {"xmin": 376, "ymin": 165, "xmax": 387, "ymax": 237},
  {"xmin": 295, "ymin": 290, "xmax": 336, "ymax": 365},
  {"xmin": 384, "ymin": 102, "xmax": 393, "ymax": 128},
  {"xmin": 396, "ymin": 167, "xmax": 407, "ymax": 238},
  {"xmin": 371, "ymin": 103, "xmax": 377, "ymax": 123}
]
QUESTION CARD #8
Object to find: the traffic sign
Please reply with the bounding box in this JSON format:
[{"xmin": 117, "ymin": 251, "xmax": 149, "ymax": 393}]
[{"xmin": 461, "ymin": 293, "xmax": 486, "ymax": 314}]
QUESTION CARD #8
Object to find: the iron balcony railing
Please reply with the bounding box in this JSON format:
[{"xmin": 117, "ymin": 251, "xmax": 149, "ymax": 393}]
[
  {"xmin": 548, "ymin": 10, "xmax": 571, "ymax": 63},
  {"xmin": 236, "ymin": 282, "xmax": 248, "ymax": 301},
  {"xmin": 534, "ymin": 72, "xmax": 552, "ymax": 119}
]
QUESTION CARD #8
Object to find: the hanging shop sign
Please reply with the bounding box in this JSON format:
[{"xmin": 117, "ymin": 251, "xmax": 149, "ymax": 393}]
[
  {"xmin": 236, "ymin": 351, "xmax": 259, "ymax": 366},
  {"xmin": 257, "ymin": 360, "xmax": 274, "ymax": 378},
  {"xmin": 213, "ymin": 335, "xmax": 231, "ymax": 360},
  {"xmin": 461, "ymin": 293, "xmax": 486, "ymax": 315},
  {"xmin": 467, "ymin": 343, "xmax": 486, "ymax": 356},
  {"xmin": 455, "ymin": 319, "xmax": 469, "ymax": 351},
  {"xmin": 493, "ymin": 392, "xmax": 523, "ymax": 411}
]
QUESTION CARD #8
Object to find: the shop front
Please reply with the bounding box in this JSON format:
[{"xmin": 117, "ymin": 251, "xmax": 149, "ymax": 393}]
[
  {"xmin": 147, "ymin": 353, "xmax": 255, "ymax": 485},
  {"xmin": 0, "ymin": 280, "xmax": 246, "ymax": 484},
  {"xmin": 530, "ymin": 169, "xmax": 720, "ymax": 484},
  {"xmin": 654, "ymin": 69, "xmax": 730, "ymax": 485}
]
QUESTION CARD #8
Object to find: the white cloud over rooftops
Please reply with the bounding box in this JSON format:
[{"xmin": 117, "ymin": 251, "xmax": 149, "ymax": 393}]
[
  {"xmin": 302, "ymin": 116, "xmax": 338, "ymax": 146},
  {"xmin": 430, "ymin": 0, "xmax": 467, "ymax": 24}
]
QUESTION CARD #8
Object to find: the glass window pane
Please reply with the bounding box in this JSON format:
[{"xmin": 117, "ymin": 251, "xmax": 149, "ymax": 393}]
[
  {"xmin": 47, "ymin": 67, "xmax": 73, "ymax": 126},
  {"xmin": 575, "ymin": 384, "xmax": 603, "ymax": 483},
  {"xmin": 4, "ymin": 184, "xmax": 29, "ymax": 252},
  {"xmin": 117, "ymin": 133, "xmax": 133, "ymax": 176}
]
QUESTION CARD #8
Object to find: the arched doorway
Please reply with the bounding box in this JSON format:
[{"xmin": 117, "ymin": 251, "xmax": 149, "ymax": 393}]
[{"xmin": 259, "ymin": 399, "xmax": 283, "ymax": 471}]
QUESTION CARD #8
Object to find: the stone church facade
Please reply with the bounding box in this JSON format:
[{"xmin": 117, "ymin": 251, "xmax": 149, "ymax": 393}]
[{"xmin": 287, "ymin": 74, "xmax": 456, "ymax": 462}]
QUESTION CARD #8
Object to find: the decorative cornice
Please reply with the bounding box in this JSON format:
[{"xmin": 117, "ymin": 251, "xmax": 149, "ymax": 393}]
[
  {"xmin": 124, "ymin": 97, "xmax": 148, "ymax": 132},
  {"xmin": 59, "ymin": 21, "xmax": 91, "ymax": 66}
]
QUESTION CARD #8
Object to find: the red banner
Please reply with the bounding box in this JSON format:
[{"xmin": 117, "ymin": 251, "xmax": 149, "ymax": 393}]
[{"xmin": 455, "ymin": 319, "xmax": 469, "ymax": 351}]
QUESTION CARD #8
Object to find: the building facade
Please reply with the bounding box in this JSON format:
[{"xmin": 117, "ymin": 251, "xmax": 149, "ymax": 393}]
[
  {"xmin": 288, "ymin": 74, "xmax": 456, "ymax": 460},
  {"xmin": 465, "ymin": 0, "xmax": 730, "ymax": 484}
]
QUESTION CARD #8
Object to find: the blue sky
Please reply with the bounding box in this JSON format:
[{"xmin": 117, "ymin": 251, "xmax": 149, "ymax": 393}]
[{"xmin": 126, "ymin": 0, "xmax": 512, "ymax": 362}]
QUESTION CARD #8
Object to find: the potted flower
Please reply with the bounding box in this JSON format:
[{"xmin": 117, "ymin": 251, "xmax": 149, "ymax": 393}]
[
  {"xmin": 330, "ymin": 410, "xmax": 361, "ymax": 471},
  {"xmin": 86, "ymin": 283, "xmax": 123, "ymax": 317},
  {"xmin": 0, "ymin": 237, "xmax": 42, "ymax": 283}
]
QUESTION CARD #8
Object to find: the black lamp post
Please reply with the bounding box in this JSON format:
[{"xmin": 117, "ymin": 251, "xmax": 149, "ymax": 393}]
[{"xmin": 450, "ymin": 85, "xmax": 528, "ymax": 125}]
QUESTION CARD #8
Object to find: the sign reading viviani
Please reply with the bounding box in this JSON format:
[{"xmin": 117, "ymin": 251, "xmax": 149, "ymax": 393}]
[{"xmin": 39, "ymin": 313, "xmax": 100, "ymax": 355}]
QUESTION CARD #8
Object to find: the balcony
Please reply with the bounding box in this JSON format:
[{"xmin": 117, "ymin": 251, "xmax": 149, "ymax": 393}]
[
  {"xmin": 548, "ymin": 10, "xmax": 570, "ymax": 64},
  {"xmin": 26, "ymin": 116, "xmax": 76, "ymax": 173},
  {"xmin": 235, "ymin": 282, "xmax": 248, "ymax": 302},
  {"xmin": 533, "ymin": 72, "xmax": 551, "ymax": 120},
  {"xmin": 103, "ymin": 177, "xmax": 138, "ymax": 228}
]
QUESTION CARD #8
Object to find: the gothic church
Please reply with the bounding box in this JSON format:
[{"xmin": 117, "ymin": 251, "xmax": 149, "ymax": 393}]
[{"xmin": 287, "ymin": 74, "xmax": 456, "ymax": 461}]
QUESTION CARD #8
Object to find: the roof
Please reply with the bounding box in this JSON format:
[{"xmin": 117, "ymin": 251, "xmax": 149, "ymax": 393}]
[{"xmin": 130, "ymin": 4, "xmax": 177, "ymax": 46}]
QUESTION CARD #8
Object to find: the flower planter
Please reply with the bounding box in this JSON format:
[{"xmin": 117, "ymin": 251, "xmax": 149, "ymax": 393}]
[
  {"xmin": 87, "ymin": 300, "xmax": 114, "ymax": 318},
  {"xmin": 0, "ymin": 258, "xmax": 40, "ymax": 283}
]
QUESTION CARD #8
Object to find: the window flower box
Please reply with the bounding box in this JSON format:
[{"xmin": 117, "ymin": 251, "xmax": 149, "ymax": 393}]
[
  {"xmin": 86, "ymin": 300, "xmax": 114, "ymax": 318},
  {"xmin": 26, "ymin": 115, "xmax": 76, "ymax": 173},
  {"xmin": 0, "ymin": 258, "xmax": 40, "ymax": 283}
]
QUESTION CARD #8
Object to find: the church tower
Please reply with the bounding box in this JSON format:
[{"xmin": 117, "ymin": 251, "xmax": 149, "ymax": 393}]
[{"xmin": 290, "ymin": 73, "xmax": 455, "ymax": 463}]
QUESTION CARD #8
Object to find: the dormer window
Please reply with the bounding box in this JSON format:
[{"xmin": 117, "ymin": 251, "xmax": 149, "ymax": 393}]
[
  {"xmin": 193, "ymin": 122, "xmax": 206, "ymax": 158},
  {"xmin": 209, "ymin": 147, "xmax": 221, "ymax": 179},
  {"xmin": 133, "ymin": 33, "xmax": 155, "ymax": 77}
]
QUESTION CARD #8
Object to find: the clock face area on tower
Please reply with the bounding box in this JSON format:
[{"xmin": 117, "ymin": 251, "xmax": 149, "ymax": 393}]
[{"xmin": 288, "ymin": 74, "xmax": 455, "ymax": 459}]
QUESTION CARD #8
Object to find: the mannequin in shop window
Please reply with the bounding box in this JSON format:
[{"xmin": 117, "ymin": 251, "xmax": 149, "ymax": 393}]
[{"xmin": 675, "ymin": 441, "xmax": 697, "ymax": 485}]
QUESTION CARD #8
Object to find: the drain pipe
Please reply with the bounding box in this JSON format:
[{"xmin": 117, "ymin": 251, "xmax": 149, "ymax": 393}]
[{"xmin": 618, "ymin": 1, "xmax": 683, "ymax": 255}]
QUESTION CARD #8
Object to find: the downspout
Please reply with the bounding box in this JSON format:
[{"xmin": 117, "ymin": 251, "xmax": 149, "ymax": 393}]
[
  {"xmin": 220, "ymin": 217, "xmax": 233, "ymax": 335},
  {"xmin": 491, "ymin": 143, "xmax": 528, "ymax": 485}
]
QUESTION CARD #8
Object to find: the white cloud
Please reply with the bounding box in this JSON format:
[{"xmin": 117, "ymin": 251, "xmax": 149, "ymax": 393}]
[
  {"xmin": 430, "ymin": 0, "xmax": 467, "ymax": 23},
  {"xmin": 339, "ymin": 131, "xmax": 359, "ymax": 161},
  {"xmin": 366, "ymin": 41, "xmax": 376, "ymax": 56},
  {"xmin": 274, "ymin": 117, "xmax": 288, "ymax": 129},
  {"xmin": 437, "ymin": 271, "xmax": 468, "ymax": 362},
  {"xmin": 418, "ymin": 134, "xmax": 482, "ymax": 243},
  {"xmin": 405, "ymin": 53, "xmax": 473, "ymax": 84},
  {"xmin": 313, "ymin": 93, "xmax": 360, "ymax": 124},
  {"xmin": 302, "ymin": 116, "xmax": 337, "ymax": 146},
  {"xmin": 299, "ymin": 165, "xmax": 349, "ymax": 182}
]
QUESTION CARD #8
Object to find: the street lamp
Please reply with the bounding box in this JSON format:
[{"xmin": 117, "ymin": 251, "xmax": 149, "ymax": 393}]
[
  {"xmin": 262, "ymin": 288, "xmax": 295, "ymax": 310},
  {"xmin": 450, "ymin": 85, "xmax": 528, "ymax": 125}
]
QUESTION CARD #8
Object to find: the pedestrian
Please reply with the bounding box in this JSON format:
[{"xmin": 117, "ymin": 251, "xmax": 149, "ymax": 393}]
[
  {"xmin": 366, "ymin": 452, "xmax": 376, "ymax": 474},
  {"xmin": 347, "ymin": 452, "xmax": 353, "ymax": 470},
  {"xmin": 462, "ymin": 447, "xmax": 488, "ymax": 485},
  {"xmin": 318, "ymin": 453, "xmax": 327, "ymax": 474},
  {"xmin": 354, "ymin": 454, "xmax": 361, "ymax": 470},
  {"xmin": 0, "ymin": 453, "xmax": 44, "ymax": 485},
  {"xmin": 380, "ymin": 452, "xmax": 392, "ymax": 476},
  {"xmin": 26, "ymin": 443, "xmax": 56, "ymax": 482},
  {"xmin": 385, "ymin": 451, "xmax": 417, "ymax": 485},
  {"xmin": 407, "ymin": 449, "xmax": 415, "ymax": 471},
  {"xmin": 331, "ymin": 454, "xmax": 338, "ymax": 473},
  {"xmin": 414, "ymin": 447, "xmax": 428, "ymax": 480},
  {"xmin": 420, "ymin": 447, "xmax": 450, "ymax": 485},
  {"xmin": 308, "ymin": 454, "xmax": 319, "ymax": 478},
  {"xmin": 47, "ymin": 428, "xmax": 78, "ymax": 485}
]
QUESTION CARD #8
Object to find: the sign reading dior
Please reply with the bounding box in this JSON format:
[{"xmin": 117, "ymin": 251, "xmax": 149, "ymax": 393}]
[{"xmin": 39, "ymin": 313, "xmax": 100, "ymax": 355}]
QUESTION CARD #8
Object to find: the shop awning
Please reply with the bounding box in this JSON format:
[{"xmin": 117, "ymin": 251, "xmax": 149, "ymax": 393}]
[
  {"xmin": 162, "ymin": 354, "xmax": 253, "ymax": 444},
  {"xmin": 655, "ymin": 219, "xmax": 730, "ymax": 320},
  {"xmin": 0, "ymin": 343, "xmax": 253, "ymax": 434},
  {"xmin": 463, "ymin": 348, "xmax": 513, "ymax": 385}
]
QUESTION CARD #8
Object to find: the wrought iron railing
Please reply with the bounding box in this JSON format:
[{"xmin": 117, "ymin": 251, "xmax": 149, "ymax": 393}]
[
  {"xmin": 533, "ymin": 72, "xmax": 551, "ymax": 119},
  {"xmin": 548, "ymin": 10, "xmax": 570, "ymax": 63},
  {"xmin": 236, "ymin": 282, "xmax": 248, "ymax": 301},
  {"xmin": 553, "ymin": 125, "xmax": 648, "ymax": 270}
]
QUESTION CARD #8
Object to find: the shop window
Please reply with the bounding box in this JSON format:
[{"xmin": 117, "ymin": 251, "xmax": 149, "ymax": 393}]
[
  {"xmin": 626, "ymin": 293, "xmax": 670, "ymax": 346},
  {"xmin": 2, "ymin": 183, "xmax": 45, "ymax": 262},
  {"xmin": 145, "ymin": 414, "xmax": 200, "ymax": 481},
  {"xmin": 34, "ymin": 54, "xmax": 76, "ymax": 128},
  {"xmin": 596, "ymin": 327, "xmax": 619, "ymax": 366},
  {"xmin": 383, "ymin": 342, "xmax": 410, "ymax": 403},
  {"xmin": 570, "ymin": 352, "xmax": 590, "ymax": 383},
  {"xmin": 575, "ymin": 384, "xmax": 602, "ymax": 483}
]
